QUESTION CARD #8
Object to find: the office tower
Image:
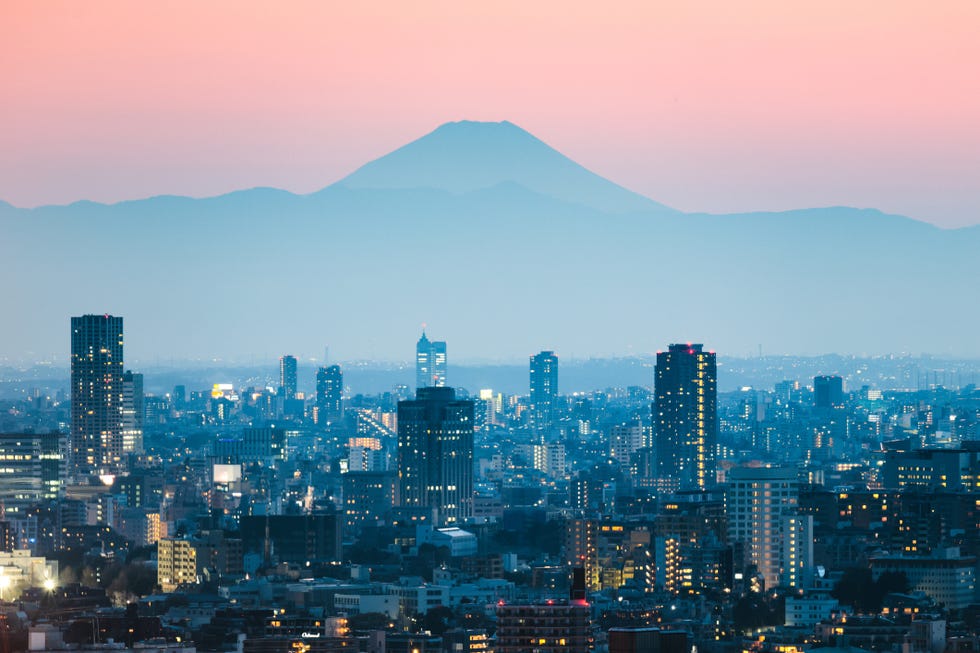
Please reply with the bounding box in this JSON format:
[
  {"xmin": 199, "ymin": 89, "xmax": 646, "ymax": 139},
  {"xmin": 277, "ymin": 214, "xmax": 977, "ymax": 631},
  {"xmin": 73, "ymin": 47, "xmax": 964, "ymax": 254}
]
[
  {"xmin": 530, "ymin": 350, "xmax": 559, "ymax": 433},
  {"xmin": 0, "ymin": 433, "xmax": 66, "ymax": 518},
  {"xmin": 432, "ymin": 340, "xmax": 447, "ymax": 387},
  {"xmin": 814, "ymin": 375, "xmax": 843, "ymax": 409},
  {"xmin": 652, "ymin": 344, "xmax": 717, "ymax": 490},
  {"xmin": 415, "ymin": 331, "xmax": 448, "ymax": 389},
  {"xmin": 279, "ymin": 355, "xmax": 298, "ymax": 400},
  {"xmin": 315, "ymin": 364, "xmax": 344, "ymax": 424},
  {"xmin": 70, "ymin": 314, "xmax": 125, "ymax": 476},
  {"xmin": 397, "ymin": 387, "xmax": 474, "ymax": 526},
  {"xmin": 121, "ymin": 370, "xmax": 144, "ymax": 454},
  {"xmin": 726, "ymin": 466, "xmax": 810, "ymax": 590}
]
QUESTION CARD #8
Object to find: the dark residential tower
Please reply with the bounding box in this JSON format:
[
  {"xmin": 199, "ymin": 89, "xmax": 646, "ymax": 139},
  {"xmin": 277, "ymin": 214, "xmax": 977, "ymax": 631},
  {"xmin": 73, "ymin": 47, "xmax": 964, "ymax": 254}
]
[
  {"xmin": 530, "ymin": 350, "xmax": 559, "ymax": 433},
  {"xmin": 397, "ymin": 386, "xmax": 474, "ymax": 525},
  {"xmin": 315, "ymin": 364, "xmax": 344, "ymax": 424},
  {"xmin": 279, "ymin": 355, "xmax": 298, "ymax": 400},
  {"xmin": 653, "ymin": 344, "xmax": 717, "ymax": 490},
  {"xmin": 71, "ymin": 314, "xmax": 125, "ymax": 477}
]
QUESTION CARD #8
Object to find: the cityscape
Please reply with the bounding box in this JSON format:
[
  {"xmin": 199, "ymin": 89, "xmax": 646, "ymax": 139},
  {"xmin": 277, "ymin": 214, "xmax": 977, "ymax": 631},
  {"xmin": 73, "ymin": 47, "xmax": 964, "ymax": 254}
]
[
  {"xmin": 0, "ymin": 316, "xmax": 977, "ymax": 653},
  {"xmin": 3, "ymin": 3, "xmax": 979, "ymax": 653}
]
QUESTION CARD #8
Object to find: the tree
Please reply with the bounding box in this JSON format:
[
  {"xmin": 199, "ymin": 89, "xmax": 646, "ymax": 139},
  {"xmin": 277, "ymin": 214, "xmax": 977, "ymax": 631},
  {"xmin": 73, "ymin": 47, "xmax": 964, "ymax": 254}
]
[
  {"xmin": 420, "ymin": 605, "xmax": 455, "ymax": 636},
  {"xmin": 832, "ymin": 568, "xmax": 911, "ymax": 613},
  {"xmin": 831, "ymin": 567, "xmax": 875, "ymax": 611},
  {"xmin": 733, "ymin": 594, "xmax": 781, "ymax": 632}
]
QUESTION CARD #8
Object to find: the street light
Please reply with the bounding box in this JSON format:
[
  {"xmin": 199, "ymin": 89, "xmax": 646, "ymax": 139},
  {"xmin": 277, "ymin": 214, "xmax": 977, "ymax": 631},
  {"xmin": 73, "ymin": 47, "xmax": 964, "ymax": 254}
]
[{"xmin": 0, "ymin": 573, "xmax": 10, "ymax": 602}]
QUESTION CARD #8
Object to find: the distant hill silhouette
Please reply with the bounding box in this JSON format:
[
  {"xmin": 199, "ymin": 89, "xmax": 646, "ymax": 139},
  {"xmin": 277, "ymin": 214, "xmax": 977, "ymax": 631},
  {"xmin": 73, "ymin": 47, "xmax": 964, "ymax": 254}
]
[
  {"xmin": 1, "ymin": 121, "xmax": 977, "ymax": 363},
  {"xmin": 335, "ymin": 120, "xmax": 673, "ymax": 214}
]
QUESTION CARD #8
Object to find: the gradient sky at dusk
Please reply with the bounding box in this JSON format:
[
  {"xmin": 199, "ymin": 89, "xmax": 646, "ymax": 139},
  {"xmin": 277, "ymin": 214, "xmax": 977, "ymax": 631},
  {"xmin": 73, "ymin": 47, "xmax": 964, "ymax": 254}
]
[{"xmin": 2, "ymin": 2, "xmax": 978, "ymax": 227}]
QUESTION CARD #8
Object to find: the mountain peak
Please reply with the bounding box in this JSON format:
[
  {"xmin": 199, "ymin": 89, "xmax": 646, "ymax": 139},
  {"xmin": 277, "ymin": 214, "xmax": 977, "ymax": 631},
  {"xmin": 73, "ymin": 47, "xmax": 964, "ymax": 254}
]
[{"xmin": 334, "ymin": 120, "xmax": 674, "ymax": 214}]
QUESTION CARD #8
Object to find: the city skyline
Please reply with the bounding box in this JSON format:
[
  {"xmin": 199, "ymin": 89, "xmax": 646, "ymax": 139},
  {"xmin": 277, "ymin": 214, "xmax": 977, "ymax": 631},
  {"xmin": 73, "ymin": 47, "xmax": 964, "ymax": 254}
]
[{"xmin": 1, "ymin": 4, "xmax": 978, "ymax": 649}]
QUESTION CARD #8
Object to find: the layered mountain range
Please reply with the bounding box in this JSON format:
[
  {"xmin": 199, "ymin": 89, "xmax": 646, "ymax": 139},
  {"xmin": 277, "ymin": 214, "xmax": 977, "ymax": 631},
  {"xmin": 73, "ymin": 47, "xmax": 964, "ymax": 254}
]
[{"xmin": 2, "ymin": 120, "xmax": 976, "ymax": 362}]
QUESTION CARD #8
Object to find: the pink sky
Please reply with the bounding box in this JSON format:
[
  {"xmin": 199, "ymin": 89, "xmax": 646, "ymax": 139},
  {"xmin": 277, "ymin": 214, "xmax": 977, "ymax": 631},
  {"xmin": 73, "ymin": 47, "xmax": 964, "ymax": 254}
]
[{"xmin": 2, "ymin": 1, "xmax": 978, "ymax": 226}]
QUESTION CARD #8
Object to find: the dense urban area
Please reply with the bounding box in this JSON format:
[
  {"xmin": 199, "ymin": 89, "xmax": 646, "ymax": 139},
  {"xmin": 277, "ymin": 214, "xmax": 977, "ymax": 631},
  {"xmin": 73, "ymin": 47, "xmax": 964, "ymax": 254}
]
[{"xmin": 0, "ymin": 315, "xmax": 978, "ymax": 653}]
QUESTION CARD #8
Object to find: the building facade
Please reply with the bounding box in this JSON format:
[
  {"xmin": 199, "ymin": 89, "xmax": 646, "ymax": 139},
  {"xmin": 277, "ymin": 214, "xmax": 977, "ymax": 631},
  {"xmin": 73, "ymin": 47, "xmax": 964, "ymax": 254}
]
[
  {"xmin": 315, "ymin": 365, "xmax": 344, "ymax": 424},
  {"xmin": 726, "ymin": 465, "xmax": 811, "ymax": 590},
  {"xmin": 70, "ymin": 314, "xmax": 125, "ymax": 476},
  {"xmin": 279, "ymin": 355, "xmax": 298, "ymax": 400},
  {"xmin": 121, "ymin": 370, "xmax": 144, "ymax": 454},
  {"xmin": 653, "ymin": 344, "xmax": 717, "ymax": 490},
  {"xmin": 397, "ymin": 387, "xmax": 473, "ymax": 526},
  {"xmin": 530, "ymin": 350, "xmax": 559, "ymax": 433},
  {"xmin": 0, "ymin": 433, "xmax": 66, "ymax": 518},
  {"xmin": 416, "ymin": 332, "xmax": 447, "ymax": 389}
]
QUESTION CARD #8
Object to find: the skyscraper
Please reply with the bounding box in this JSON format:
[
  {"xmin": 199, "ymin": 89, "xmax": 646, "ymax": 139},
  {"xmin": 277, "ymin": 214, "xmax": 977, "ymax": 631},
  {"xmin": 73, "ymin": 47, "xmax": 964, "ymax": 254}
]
[
  {"xmin": 279, "ymin": 355, "xmax": 298, "ymax": 400},
  {"xmin": 431, "ymin": 340, "xmax": 447, "ymax": 387},
  {"xmin": 315, "ymin": 365, "xmax": 344, "ymax": 424},
  {"xmin": 653, "ymin": 344, "xmax": 717, "ymax": 490},
  {"xmin": 416, "ymin": 331, "xmax": 447, "ymax": 389},
  {"xmin": 530, "ymin": 350, "xmax": 559, "ymax": 433},
  {"xmin": 397, "ymin": 387, "xmax": 473, "ymax": 525},
  {"xmin": 71, "ymin": 314, "xmax": 125, "ymax": 476},
  {"xmin": 121, "ymin": 370, "xmax": 144, "ymax": 454}
]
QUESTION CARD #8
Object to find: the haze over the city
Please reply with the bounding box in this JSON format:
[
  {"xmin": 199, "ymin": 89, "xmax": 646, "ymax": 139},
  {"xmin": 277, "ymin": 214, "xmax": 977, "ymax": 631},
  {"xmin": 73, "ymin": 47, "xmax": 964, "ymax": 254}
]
[{"xmin": 2, "ymin": 2, "xmax": 978, "ymax": 365}]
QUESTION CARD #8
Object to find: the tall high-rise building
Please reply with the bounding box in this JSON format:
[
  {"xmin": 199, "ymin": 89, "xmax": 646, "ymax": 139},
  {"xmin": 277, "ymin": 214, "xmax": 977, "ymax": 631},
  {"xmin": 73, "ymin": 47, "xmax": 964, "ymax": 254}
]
[
  {"xmin": 397, "ymin": 387, "xmax": 473, "ymax": 525},
  {"xmin": 813, "ymin": 375, "xmax": 844, "ymax": 409},
  {"xmin": 530, "ymin": 350, "xmax": 559, "ymax": 433},
  {"xmin": 121, "ymin": 370, "xmax": 144, "ymax": 454},
  {"xmin": 653, "ymin": 344, "xmax": 717, "ymax": 490},
  {"xmin": 726, "ymin": 466, "xmax": 811, "ymax": 590},
  {"xmin": 315, "ymin": 365, "xmax": 344, "ymax": 424},
  {"xmin": 70, "ymin": 314, "xmax": 125, "ymax": 476},
  {"xmin": 416, "ymin": 332, "xmax": 447, "ymax": 389},
  {"xmin": 279, "ymin": 355, "xmax": 298, "ymax": 400},
  {"xmin": 432, "ymin": 340, "xmax": 447, "ymax": 387}
]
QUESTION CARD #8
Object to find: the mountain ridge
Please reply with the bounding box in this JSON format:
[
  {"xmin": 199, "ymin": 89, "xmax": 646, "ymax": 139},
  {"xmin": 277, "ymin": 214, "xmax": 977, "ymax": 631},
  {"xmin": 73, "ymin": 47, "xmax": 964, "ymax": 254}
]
[
  {"xmin": 0, "ymin": 120, "xmax": 969, "ymax": 230},
  {"xmin": 1, "ymin": 120, "xmax": 977, "ymax": 362}
]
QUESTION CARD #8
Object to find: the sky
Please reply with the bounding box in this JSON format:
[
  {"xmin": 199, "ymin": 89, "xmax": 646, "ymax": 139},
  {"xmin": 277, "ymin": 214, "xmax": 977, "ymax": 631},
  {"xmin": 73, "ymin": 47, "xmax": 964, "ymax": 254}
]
[{"xmin": 2, "ymin": 1, "xmax": 979, "ymax": 227}]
